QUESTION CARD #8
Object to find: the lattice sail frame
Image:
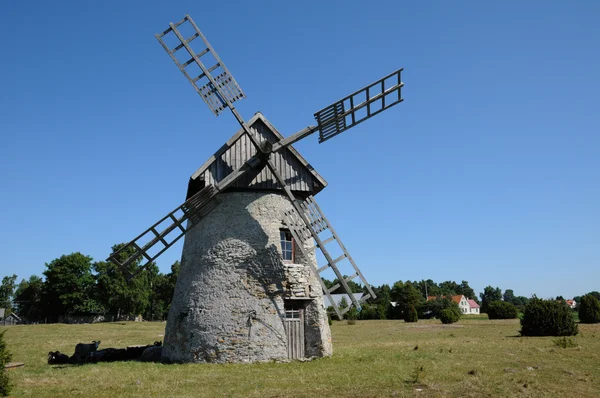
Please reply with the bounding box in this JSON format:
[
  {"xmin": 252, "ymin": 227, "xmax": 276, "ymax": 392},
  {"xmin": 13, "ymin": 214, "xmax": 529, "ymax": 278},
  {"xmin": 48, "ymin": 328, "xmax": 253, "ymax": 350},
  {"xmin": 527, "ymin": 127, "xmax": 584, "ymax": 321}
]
[
  {"xmin": 315, "ymin": 69, "xmax": 404, "ymax": 143},
  {"xmin": 155, "ymin": 14, "xmax": 245, "ymax": 116}
]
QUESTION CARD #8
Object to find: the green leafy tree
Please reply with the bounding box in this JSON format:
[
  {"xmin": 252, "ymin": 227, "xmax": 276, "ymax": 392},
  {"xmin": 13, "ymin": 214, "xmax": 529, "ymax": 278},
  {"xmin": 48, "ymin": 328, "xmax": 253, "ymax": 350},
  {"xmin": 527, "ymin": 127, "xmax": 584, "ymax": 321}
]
[
  {"xmin": 439, "ymin": 281, "xmax": 459, "ymax": 296},
  {"xmin": 503, "ymin": 289, "xmax": 515, "ymax": 304},
  {"xmin": 14, "ymin": 275, "xmax": 44, "ymax": 322},
  {"xmin": 346, "ymin": 306, "xmax": 359, "ymax": 324},
  {"xmin": 587, "ymin": 291, "xmax": 600, "ymax": 301},
  {"xmin": 391, "ymin": 282, "xmax": 423, "ymax": 320},
  {"xmin": 422, "ymin": 296, "xmax": 460, "ymax": 319},
  {"xmin": 404, "ymin": 306, "xmax": 418, "ymax": 323},
  {"xmin": 338, "ymin": 296, "xmax": 348, "ymax": 308},
  {"xmin": 458, "ymin": 281, "xmax": 477, "ymax": 300},
  {"xmin": 321, "ymin": 278, "xmax": 334, "ymax": 291},
  {"xmin": 369, "ymin": 283, "xmax": 392, "ymax": 319},
  {"xmin": 0, "ymin": 330, "xmax": 12, "ymax": 396},
  {"xmin": 520, "ymin": 296, "xmax": 578, "ymax": 336},
  {"xmin": 329, "ymin": 276, "xmax": 362, "ymax": 294},
  {"xmin": 578, "ymin": 294, "xmax": 600, "ymax": 324},
  {"xmin": 42, "ymin": 252, "xmax": 97, "ymax": 320},
  {"xmin": 94, "ymin": 243, "xmax": 156, "ymax": 319},
  {"xmin": 479, "ymin": 286, "xmax": 502, "ymax": 314},
  {"xmin": 487, "ymin": 300, "xmax": 518, "ymax": 319},
  {"xmin": 147, "ymin": 261, "xmax": 180, "ymax": 320},
  {"xmin": 0, "ymin": 275, "xmax": 17, "ymax": 315}
]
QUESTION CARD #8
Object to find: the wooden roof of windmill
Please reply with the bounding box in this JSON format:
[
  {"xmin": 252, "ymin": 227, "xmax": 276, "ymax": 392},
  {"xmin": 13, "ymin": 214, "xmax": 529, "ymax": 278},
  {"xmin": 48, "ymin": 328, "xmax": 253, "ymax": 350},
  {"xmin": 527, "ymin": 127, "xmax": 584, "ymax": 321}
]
[{"xmin": 187, "ymin": 112, "xmax": 328, "ymax": 199}]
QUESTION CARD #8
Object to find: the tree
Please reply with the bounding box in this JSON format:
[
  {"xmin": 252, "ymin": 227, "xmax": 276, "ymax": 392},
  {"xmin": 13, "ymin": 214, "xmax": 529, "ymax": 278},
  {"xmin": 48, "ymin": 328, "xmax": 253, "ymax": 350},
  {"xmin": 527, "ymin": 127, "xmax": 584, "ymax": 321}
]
[
  {"xmin": 556, "ymin": 296, "xmax": 565, "ymax": 301},
  {"xmin": 43, "ymin": 252, "xmax": 97, "ymax": 320},
  {"xmin": 458, "ymin": 281, "xmax": 477, "ymax": 300},
  {"xmin": 391, "ymin": 282, "xmax": 423, "ymax": 320},
  {"xmin": 94, "ymin": 243, "xmax": 155, "ymax": 320},
  {"xmin": 520, "ymin": 296, "xmax": 578, "ymax": 336},
  {"xmin": 439, "ymin": 281, "xmax": 459, "ymax": 296},
  {"xmin": 369, "ymin": 284, "xmax": 392, "ymax": 319},
  {"xmin": 14, "ymin": 275, "xmax": 44, "ymax": 322},
  {"xmin": 147, "ymin": 261, "xmax": 180, "ymax": 320},
  {"xmin": 422, "ymin": 296, "xmax": 459, "ymax": 319},
  {"xmin": 578, "ymin": 294, "xmax": 600, "ymax": 324},
  {"xmin": 503, "ymin": 289, "xmax": 515, "ymax": 304},
  {"xmin": 587, "ymin": 291, "xmax": 600, "ymax": 301},
  {"xmin": 404, "ymin": 306, "xmax": 418, "ymax": 323},
  {"xmin": 0, "ymin": 275, "xmax": 17, "ymax": 315},
  {"xmin": 329, "ymin": 276, "xmax": 362, "ymax": 294},
  {"xmin": 338, "ymin": 296, "xmax": 349, "ymax": 313},
  {"xmin": 0, "ymin": 330, "xmax": 12, "ymax": 396},
  {"xmin": 487, "ymin": 301, "xmax": 518, "ymax": 319},
  {"xmin": 479, "ymin": 286, "xmax": 502, "ymax": 314}
]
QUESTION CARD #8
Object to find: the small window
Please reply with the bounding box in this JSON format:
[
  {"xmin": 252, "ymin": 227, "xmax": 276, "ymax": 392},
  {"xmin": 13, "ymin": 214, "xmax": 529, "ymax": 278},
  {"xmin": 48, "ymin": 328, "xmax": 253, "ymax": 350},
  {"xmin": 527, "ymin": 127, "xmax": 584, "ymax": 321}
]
[{"xmin": 280, "ymin": 230, "xmax": 294, "ymax": 262}]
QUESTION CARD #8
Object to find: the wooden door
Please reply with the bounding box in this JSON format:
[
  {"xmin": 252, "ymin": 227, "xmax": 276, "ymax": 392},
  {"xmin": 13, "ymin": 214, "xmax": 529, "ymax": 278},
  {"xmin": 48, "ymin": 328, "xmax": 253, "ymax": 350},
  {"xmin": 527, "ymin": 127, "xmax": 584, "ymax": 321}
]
[{"xmin": 284, "ymin": 307, "xmax": 305, "ymax": 359}]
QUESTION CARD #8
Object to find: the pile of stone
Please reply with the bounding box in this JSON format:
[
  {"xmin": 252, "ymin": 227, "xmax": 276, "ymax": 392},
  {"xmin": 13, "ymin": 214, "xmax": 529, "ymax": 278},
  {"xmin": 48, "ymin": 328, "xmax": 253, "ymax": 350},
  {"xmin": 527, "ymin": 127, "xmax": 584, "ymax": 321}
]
[{"xmin": 48, "ymin": 340, "xmax": 162, "ymax": 365}]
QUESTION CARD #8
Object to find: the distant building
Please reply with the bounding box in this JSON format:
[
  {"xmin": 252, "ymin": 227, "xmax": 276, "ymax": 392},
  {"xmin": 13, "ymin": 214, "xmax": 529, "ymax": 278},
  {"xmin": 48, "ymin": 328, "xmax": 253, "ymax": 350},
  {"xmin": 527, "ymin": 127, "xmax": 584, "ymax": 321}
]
[
  {"xmin": 0, "ymin": 311, "xmax": 21, "ymax": 326},
  {"xmin": 324, "ymin": 293, "xmax": 364, "ymax": 309},
  {"xmin": 467, "ymin": 299, "xmax": 480, "ymax": 314},
  {"xmin": 427, "ymin": 295, "xmax": 479, "ymax": 315},
  {"xmin": 565, "ymin": 300, "xmax": 576, "ymax": 309}
]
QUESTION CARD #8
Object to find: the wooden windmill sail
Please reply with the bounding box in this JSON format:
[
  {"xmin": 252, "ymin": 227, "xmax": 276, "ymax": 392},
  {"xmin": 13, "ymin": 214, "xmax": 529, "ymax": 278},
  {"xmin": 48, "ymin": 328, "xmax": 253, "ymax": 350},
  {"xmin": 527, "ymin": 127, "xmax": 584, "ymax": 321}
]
[{"xmin": 108, "ymin": 14, "xmax": 404, "ymax": 321}]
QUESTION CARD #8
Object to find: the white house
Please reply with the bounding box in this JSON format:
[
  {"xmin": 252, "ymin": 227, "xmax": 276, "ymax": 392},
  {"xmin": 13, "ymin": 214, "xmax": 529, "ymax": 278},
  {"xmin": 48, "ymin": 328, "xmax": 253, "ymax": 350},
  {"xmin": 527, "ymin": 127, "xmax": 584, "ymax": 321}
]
[{"xmin": 467, "ymin": 299, "xmax": 480, "ymax": 314}]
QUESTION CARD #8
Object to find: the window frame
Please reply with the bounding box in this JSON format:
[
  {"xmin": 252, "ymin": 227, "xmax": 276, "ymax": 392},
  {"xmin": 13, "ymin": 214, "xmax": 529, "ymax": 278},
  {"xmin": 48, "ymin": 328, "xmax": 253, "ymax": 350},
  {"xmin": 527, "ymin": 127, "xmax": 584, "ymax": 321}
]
[{"xmin": 280, "ymin": 229, "xmax": 295, "ymax": 263}]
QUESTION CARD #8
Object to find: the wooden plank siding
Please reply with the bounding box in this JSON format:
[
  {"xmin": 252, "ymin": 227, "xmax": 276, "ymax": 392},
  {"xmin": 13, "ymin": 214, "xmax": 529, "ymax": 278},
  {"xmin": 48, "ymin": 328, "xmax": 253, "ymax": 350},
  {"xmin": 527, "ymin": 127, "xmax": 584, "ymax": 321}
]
[{"xmin": 188, "ymin": 113, "xmax": 327, "ymax": 198}]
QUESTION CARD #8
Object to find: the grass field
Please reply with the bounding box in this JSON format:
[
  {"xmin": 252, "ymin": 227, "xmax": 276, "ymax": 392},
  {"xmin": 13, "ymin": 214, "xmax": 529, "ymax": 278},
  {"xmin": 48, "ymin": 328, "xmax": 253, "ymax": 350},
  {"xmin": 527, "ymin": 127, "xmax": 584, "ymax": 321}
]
[{"xmin": 3, "ymin": 319, "xmax": 600, "ymax": 397}]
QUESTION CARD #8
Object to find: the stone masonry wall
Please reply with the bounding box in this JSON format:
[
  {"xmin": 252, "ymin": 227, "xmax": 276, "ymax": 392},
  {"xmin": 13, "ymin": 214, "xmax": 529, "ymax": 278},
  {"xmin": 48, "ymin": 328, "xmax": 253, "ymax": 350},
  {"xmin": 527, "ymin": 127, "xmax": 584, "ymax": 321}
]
[{"xmin": 162, "ymin": 191, "xmax": 332, "ymax": 363}]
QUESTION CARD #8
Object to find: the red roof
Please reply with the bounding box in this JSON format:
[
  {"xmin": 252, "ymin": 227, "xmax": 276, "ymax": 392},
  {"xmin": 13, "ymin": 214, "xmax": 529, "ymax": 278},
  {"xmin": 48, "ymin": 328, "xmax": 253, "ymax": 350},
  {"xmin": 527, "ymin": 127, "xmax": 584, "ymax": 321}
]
[
  {"xmin": 427, "ymin": 295, "xmax": 466, "ymax": 304},
  {"xmin": 467, "ymin": 299, "xmax": 480, "ymax": 308}
]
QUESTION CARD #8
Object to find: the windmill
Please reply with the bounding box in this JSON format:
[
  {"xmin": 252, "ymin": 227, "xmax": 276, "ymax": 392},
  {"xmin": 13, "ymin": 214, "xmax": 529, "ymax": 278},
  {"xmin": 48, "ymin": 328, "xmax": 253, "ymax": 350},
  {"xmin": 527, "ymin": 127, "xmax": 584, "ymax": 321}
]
[{"xmin": 108, "ymin": 14, "xmax": 403, "ymax": 363}]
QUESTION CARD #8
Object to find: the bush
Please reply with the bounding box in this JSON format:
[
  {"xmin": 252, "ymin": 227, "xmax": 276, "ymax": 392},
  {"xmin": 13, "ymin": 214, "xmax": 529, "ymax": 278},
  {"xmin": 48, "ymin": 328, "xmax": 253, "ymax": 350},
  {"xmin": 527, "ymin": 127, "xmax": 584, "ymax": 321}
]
[
  {"xmin": 423, "ymin": 297, "xmax": 460, "ymax": 319},
  {"xmin": 403, "ymin": 306, "xmax": 418, "ymax": 323},
  {"xmin": 487, "ymin": 301, "xmax": 518, "ymax": 319},
  {"xmin": 0, "ymin": 330, "xmax": 12, "ymax": 397},
  {"xmin": 578, "ymin": 294, "xmax": 600, "ymax": 324},
  {"xmin": 439, "ymin": 308, "xmax": 460, "ymax": 324},
  {"xmin": 346, "ymin": 306, "xmax": 359, "ymax": 325},
  {"xmin": 520, "ymin": 297, "xmax": 578, "ymax": 336}
]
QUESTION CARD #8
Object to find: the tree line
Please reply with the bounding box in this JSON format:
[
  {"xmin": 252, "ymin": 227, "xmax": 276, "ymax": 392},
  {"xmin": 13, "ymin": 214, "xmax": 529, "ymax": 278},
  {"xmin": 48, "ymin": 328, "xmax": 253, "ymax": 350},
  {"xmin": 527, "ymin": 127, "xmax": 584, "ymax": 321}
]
[
  {"xmin": 0, "ymin": 244, "xmax": 179, "ymax": 323},
  {"xmin": 2, "ymin": 251, "xmax": 594, "ymax": 323}
]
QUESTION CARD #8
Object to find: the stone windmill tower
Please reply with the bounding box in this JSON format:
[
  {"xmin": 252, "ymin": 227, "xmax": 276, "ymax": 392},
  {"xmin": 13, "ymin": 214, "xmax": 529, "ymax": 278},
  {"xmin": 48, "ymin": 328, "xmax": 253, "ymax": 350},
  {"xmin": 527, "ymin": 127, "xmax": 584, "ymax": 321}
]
[{"xmin": 108, "ymin": 14, "xmax": 404, "ymax": 363}]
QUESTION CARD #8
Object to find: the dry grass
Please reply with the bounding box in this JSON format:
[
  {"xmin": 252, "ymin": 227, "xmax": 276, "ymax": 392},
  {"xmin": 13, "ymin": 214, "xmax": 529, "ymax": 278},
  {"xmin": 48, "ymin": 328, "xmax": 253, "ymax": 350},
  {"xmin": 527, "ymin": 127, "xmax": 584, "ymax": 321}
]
[{"xmin": 3, "ymin": 318, "xmax": 600, "ymax": 397}]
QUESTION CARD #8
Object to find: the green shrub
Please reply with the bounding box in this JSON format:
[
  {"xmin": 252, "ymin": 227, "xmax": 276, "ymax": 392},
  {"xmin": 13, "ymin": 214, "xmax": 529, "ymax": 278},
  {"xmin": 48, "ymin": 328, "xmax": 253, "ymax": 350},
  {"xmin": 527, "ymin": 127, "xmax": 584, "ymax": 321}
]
[
  {"xmin": 403, "ymin": 306, "xmax": 418, "ymax": 323},
  {"xmin": 552, "ymin": 336, "xmax": 578, "ymax": 349},
  {"xmin": 439, "ymin": 308, "xmax": 460, "ymax": 324},
  {"xmin": 346, "ymin": 306, "xmax": 359, "ymax": 325},
  {"xmin": 520, "ymin": 297, "xmax": 578, "ymax": 336},
  {"xmin": 578, "ymin": 294, "xmax": 600, "ymax": 324},
  {"xmin": 487, "ymin": 301, "xmax": 518, "ymax": 319},
  {"xmin": 424, "ymin": 297, "xmax": 461, "ymax": 319},
  {"xmin": 0, "ymin": 330, "xmax": 12, "ymax": 397}
]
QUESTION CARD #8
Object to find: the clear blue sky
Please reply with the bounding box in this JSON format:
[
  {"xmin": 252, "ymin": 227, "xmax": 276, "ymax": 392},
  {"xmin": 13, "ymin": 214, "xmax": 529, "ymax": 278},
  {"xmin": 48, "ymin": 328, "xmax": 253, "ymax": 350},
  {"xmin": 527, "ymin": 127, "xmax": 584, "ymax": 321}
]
[{"xmin": 1, "ymin": 1, "xmax": 598, "ymax": 300}]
